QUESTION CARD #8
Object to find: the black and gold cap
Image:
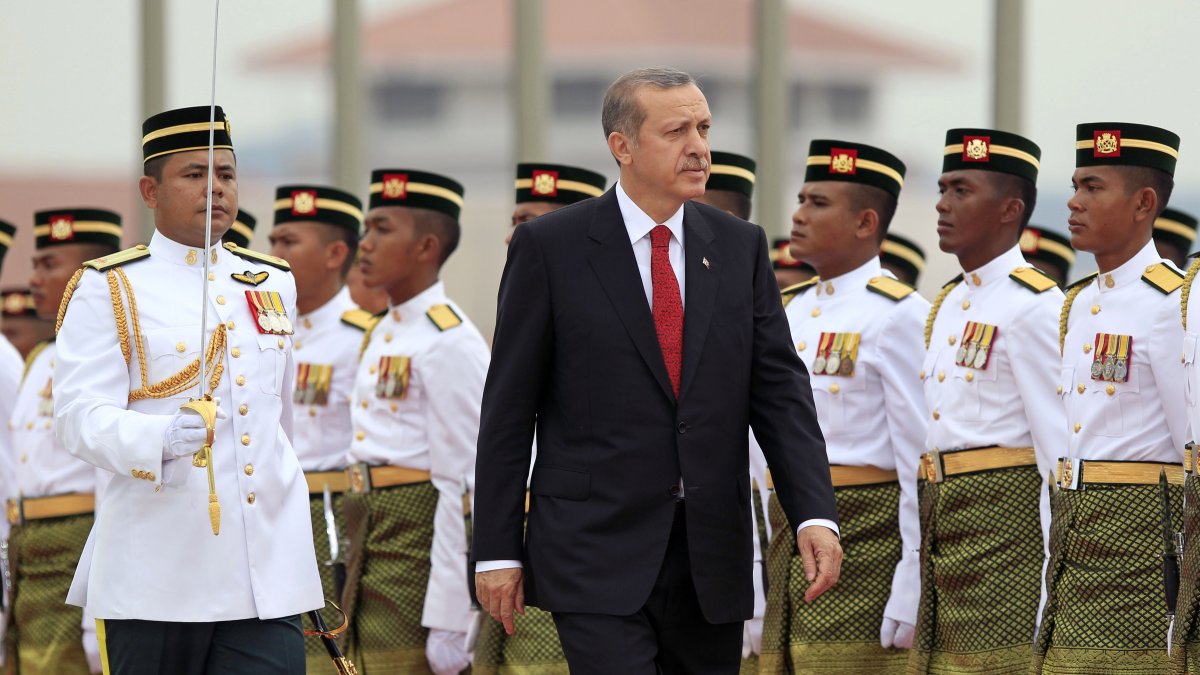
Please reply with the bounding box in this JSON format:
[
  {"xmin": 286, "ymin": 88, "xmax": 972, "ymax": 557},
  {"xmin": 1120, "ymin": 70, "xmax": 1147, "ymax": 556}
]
[
  {"xmin": 942, "ymin": 128, "xmax": 1040, "ymax": 183},
  {"xmin": 274, "ymin": 185, "xmax": 364, "ymax": 234},
  {"xmin": 516, "ymin": 163, "xmax": 606, "ymax": 205},
  {"xmin": 1075, "ymin": 122, "xmax": 1179, "ymax": 175},
  {"xmin": 1, "ymin": 288, "xmax": 36, "ymax": 318},
  {"xmin": 369, "ymin": 169, "xmax": 464, "ymax": 220},
  {"xmin": 1154, "ymin": 207, "xmax": 1198, "ymax": 250},
  {"xmin": 142, "ymin": 106, "xmax": 233, "ymax": 164},
  {"xmin": 880, "ymin": 232, "xmax": 926, "ymax": 281},
  {"xmin": 805, "ymin": 140, "xmax": 906, "ymax": 198},
  {"xmin": 1020, "ymin": 226, "xmax": 1075, "ymax": 272},
  {"xmin": 33, "ymin": 208, "xmax": 122, "ymax": 250},
  {"xmin": 770, "ymin": 238, "xmax": 809, "ymax": 271},
  {"xmin": 222, "ymin": 210, "xmax": 257, "ymax": 249},
  {"xmin": 707, "ymin": 151, "xmax": 757, "ymax": 198},
  {"xmin": 0, "ymin": 219, "xmax": 14, "ymax": 268}
]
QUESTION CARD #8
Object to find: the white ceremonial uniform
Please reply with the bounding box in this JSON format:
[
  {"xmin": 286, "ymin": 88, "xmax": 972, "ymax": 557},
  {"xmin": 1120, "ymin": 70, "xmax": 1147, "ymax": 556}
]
[
  {"xmin": 1062, "ymin": 241, "xmax": 1189, "ymax": 464},
  {"xmin": 349, "ymin": 280, "xmax": 490, "ymax": 633},
  {"xmin": 0, "ymin": 335, "xmax": 23, "ymax": 541},
  {"xmin": 55, "ymin": 231, "xmax": 323, "ymax": 621},
  {"xmin": 782, "ymin": 257, "xmax": 930, "ymax": 628},
  {"xmin": 290, "ymin": 286, "xmax": 359, "ymax": 471},
  {"xmin": 1186, "ymin": 260, "xmax": 1200, "ymax": 450},
  {"xmin": 923, "ymin": 245, "xmax": 1067, "ymax": 544}
]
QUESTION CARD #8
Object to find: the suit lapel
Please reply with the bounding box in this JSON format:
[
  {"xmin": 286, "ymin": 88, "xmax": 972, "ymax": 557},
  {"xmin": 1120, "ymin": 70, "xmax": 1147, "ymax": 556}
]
[
  {"xmin": 678, "ymin": 202, "xmax": 717, "ymax": 401},
  {"xmin": 586, "ymin": 190, "xmax": 675, "ymax": 402}
]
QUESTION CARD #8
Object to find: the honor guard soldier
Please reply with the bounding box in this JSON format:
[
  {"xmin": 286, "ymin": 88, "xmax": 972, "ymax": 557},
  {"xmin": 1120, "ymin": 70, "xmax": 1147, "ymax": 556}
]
[
  {"xmin": 342, "ymin": 168, "xmax": 489, "ymax": 674},
  {"xmin": 1155, "ymin": 207, "xmax": 1198, "ymax": 269},
  {"xmin": 266, "ymin": 184, "xmax": 365, "ymax": 673},
  {"xmin": 880, "ymin": 232, "xmax": 926, "ymax": 288},
  {"xmin": 6, "ymin": 208, "xmax": 123, "ymax": 674},
  {"xmin": 0, "ymin": 221, "xmax": 23, "ymax": 650},
  {"xmin": 1177, "ymin": 214, "xmax": 1200, "ymax": 675},
  {"xmin": 694, "ymin": 150, "xmax": 756, "ymax": 221},
  {"xmin": 474, "ymin": 162, "xmax": 605, "ymax": 675},
  {"xmin": 1019, "ymin": 226, "xmax": 1075, "ymax": 288},
  {"xmin": 757, "ymin": 140, "xmax": 928, "ymax": 674},
  {"xmin": 54, "ymin": 106, "xmax": 323, "ymax": 675},
  {"xmin": 1034, "ymin": 123, "xmax": 1188, "ymax": 674},
  {"xmin": 913, "ymin": 128, "xmax": 1066, "ymax": 674},
  {"xmin": 222, "ymin": 209, "xmax": 257, "ymax": 249},
  {"xmin": 1, "ymin": 288, "xmax": 53, "ymax": 359}
]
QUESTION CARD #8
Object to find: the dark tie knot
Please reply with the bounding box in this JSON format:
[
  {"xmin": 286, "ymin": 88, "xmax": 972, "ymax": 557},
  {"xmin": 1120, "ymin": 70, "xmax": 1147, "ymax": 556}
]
[{"xmin": 650, "ymin": 225, "xmax": 672, "ymax": 249}]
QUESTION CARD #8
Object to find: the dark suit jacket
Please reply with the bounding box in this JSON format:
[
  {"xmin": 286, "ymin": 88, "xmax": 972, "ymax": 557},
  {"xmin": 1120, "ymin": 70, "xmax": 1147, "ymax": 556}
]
[{"xmin": 473, "ymin": 189, "xmax": 836, "ymax": 624}]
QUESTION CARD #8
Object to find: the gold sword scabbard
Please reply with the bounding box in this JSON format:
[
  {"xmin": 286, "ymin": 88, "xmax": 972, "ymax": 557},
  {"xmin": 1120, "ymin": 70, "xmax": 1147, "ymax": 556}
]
[{"xmin": 181, "ymin": 395, "xmax": 220, "ymax": 535}]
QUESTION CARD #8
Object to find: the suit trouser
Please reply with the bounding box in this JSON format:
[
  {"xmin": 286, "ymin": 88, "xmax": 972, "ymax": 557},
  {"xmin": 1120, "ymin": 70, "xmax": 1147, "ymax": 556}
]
[
  {"xmin": 97, "ymin": 615, "xmax": 304, "ymax": 675},
  {"xmin": 551, "ymin": 502, "xmax": 742, "ymax": 675}
]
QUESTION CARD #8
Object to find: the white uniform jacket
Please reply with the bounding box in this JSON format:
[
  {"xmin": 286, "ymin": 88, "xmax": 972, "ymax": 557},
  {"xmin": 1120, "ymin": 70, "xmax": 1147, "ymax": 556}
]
[{"xmin": 290, "ymin": 287, "xmax": 360, "ymax": 472}]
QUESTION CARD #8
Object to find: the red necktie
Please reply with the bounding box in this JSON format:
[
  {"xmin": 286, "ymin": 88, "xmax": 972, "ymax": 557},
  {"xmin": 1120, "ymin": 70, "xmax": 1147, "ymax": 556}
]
[{"xmin": 650, "ymin": 225, "xmax": 683, "ymax": 398}]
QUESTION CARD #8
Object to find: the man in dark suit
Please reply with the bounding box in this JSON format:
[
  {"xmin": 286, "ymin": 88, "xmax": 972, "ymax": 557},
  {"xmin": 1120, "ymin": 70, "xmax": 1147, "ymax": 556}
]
[{"xmin": 473, "ymin": 67, "xmax": 842, "ymax": 674}]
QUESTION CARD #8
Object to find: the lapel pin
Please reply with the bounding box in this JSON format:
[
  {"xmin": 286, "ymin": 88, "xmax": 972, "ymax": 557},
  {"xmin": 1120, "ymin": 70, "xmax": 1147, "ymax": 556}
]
[{"xmin": 702, "ymin": 257, "xmax": 710, "ymax": 269}]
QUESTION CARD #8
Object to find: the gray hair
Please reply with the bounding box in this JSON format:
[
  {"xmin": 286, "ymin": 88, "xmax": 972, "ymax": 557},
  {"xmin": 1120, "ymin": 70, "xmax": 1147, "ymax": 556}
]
[{"xmin": 601, "ymin": 67, "xmax": 698, "ymax": 144}]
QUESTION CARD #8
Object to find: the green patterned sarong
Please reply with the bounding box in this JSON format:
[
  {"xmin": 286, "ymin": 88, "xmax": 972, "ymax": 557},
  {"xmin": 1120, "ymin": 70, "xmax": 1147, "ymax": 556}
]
[
  {"xmin": 1172, "ymin": 473, "xmax": 1200, "ymax": 675},
  {"xmin": 1034, "ymin": 481, "xmax": 1181, "ymax": 674},
  {"xmin": 341, "ymin": 482, "xmax": 438, "ymax": 674},
  {"xmin": 909, "ymin": 464, "xmax": 1043, "ymax": 674},
  {"xmin": 473, "ymin": 608, "xmax": 568, "ymax": 675},
  {"xmin": 4, "ymin": 512, "xmax": 93, "ymax": 675},
  {"xmin": 760, "ymin": 482, "xmax": 908, "ymax": 674},
  {"xmin": 305, "ymin": 491, "xmax": 348, "ymax": 675}
]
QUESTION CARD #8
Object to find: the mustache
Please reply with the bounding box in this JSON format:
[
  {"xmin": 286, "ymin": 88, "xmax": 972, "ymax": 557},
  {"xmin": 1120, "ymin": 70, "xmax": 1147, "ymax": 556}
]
[{"xmin": 679, "ymin": 157, "xmax": 709, "ymax": 172}]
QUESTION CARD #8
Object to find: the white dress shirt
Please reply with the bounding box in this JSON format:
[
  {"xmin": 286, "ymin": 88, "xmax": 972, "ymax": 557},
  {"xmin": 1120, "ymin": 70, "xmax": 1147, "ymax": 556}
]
[{"xmin": 290, "ymin": 287, "xmax": 359, "ymax": 471}]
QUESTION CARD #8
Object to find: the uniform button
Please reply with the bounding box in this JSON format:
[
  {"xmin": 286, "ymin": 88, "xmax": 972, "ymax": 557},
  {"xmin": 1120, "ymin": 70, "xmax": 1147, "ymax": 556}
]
[
  {"xmin": 390, "ymin": 403, "xmax": 398, "ymax": 413},
  {"xmin": 294, "ymin": 341, "xmax": 302, "ymax": 350},
  {"xmin": 239, "ymin": 404, "xmax": 248, "ymax": 416},
  {"xmin": 241, "ymin": 434, "xmax": 251, "ymax": 446},
  {"xmin": 1083, "ymin": 343, "xmax": 1092, "ymax": 354},
  {"xmin": 1056, "ymin": 385, "xmax": 1063, "ymax": 395},
  {"xmin": 961, "ymin": 300, "xmax": 970, "ymax": 310},
  {"xmin": 965, "ymin": 372, "xmax": 974, "ymax": 382},
  {"xmin": 797, "ymin": 341, "xmax": 806, "ymax": 352},
  {"xmin": 811, "ymin": 308, "xmax": 821, "ymax": 318},
  {"xmin": 937, "ymin": 371, "xmax": 945, "ymax": 382},
  {"xmin": 208, "ymin": 272, "xmax": 215, "ymax": 281},
  {"xmin": 308, "ymin": 408, "xmax": 317, "ymax": 417},
  {"xmin": 1146, "ymin": 265, "xmax": 1157, "ymax": 274},
  {"xmin": 1106, "ymin": 385, "xmax": 1116, "ymax": 396},
  {"xmin": 26, "ymin": 422, "xmax": 33, "ymax": 430},
  {"xmin": 919, "ymin": 371, "xmax": 926, "ymax": 380},
  {"xmin": 1090, "ymin": 305, "xmax": 1100, "ymax": 315},
  {"xmin": 677, "ymin": 422, "xmax": 688, "ymax": 434},
  {"xmin": 1074, "ymin": 423, "xmax": 1082, "ymax": 433},
  {"xmin": 19, "ymin": 453, "xmax": 27, "ymax": 463},
  {"xmin": 948, "ymin": 335, "xmax": 956, "ymax": 346},
  {"xmin": 971, "ymin": 273, "xmax": 982, "ymax": 286},
  {"xmin": 361, "ymin": 400, "xmax": 368, "ymax": 409},
  {"xmin": 216, "ymin": 295, "xmax": 226, "ymax": 305},
  {"xmin": 355, "ymin": 431, "xmax": 365, "ymax": 441},
  {"xmin": 176, "ymin": 342, "xmax": 186, "ymax": 353},
  {"xmin": 244, "ymin": 464, "xmax": 254, "ymax": 476},
  {"xmin": 146, "ymin": 472, "xmax": 156, "ymax": 482},
  {"xmin": 226, "ymin": 320, "xmax": 235, "ymax": 330},
  {"xmin": 304, "ymin": 318, "xmax": 313, "ymax": 329},
  {"xmin": 247, "ymin": 492, "xmax": 256, "ymax": 505},
  {"xmin": 130, "ymin": 470, "xmax": 139, "ymax": 479},
  {"xmin": 369, "ymin": 366, "xmax": 377, "ymax": 375},
  {"xmin": 829, "ymin": 383, "xmax": 840, "ymax": 394},
  {"xmin": 231, "ymin": 347, "xmax": 241, "ymax": 358},
  {"xmin": 1077, "ymin": 383, "xmax": 1086, "ymax": 394},
  {"xmin": 384, "ymin": 333, "xmax": 394, "ymax": 343},
  {"xmin": 932, "ymin": 409, "xmax": 940, "ymax": 420},
  {"xmin": 236, "ymin": 375, "xmax": 246, "ymax": 386},
  {"xmin": 277, "ymin": 338, "xmax": 285, "ymax": 349}
]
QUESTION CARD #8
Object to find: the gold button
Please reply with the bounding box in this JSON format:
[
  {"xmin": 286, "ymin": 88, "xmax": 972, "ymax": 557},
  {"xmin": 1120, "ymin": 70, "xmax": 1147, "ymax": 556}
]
[
  {"xmin": 294, "ymin": 341, "xmax": 302, "ymax": 350},
  {"xmin": 247, "ymin": 492, "xmax": 256, "ymax": 505},
  {"xmin": 1056, "ymin": 385, "xmax": 1063, "ymax": 395},
  {"xmin": 948, "ymin": 335, "xmax": 956, "ymax": 346},
  {"xmin": 231, "ymin": 347, "xmax": 241, "ymax": 358},
  {"xmin": 277, "ymin": 338, "xmax": 285, "ymax": 349},
  {"xmin": 175, "ymin": 342, "xmax": 186, "ymax": 353},
  {"xmin": 19, "ymin": 453, "xmax": 27, "ymax": 463},
  {"xmin": 971, "ymin": 273, "xmax": 982, "ymax": 286},
  {"xmin": 919, "ymin": 371, "xmax": 926, "ymax": 380},
  {"xmin": 241, "ymin": 434, "xmax": 250, "ymax": 446},
  {"xmin": 304, "ymin": 318, "xmax": 313, "ymax": 329},
  {"xmin": 360, "ymin": 400, "xmax": 368, "ymax": 409},
  {"xmin": 227, "ymin": 320, "xmax": 235, "ymax": 330},
  {"xmin": 1106, "ymin": 384, "xmax": 1115, "ymax": 396},
  {"xmin": 390, "ymin": 403, "xmax": 398, "ymax": 412},
  {"xmin": 130, "ymin": 470, "xmax": 139, "ymax": 479},
  {"xmin": 1146, "ymin": 265, "xmax": 1157, "ymax": 274},
  {"xmin": 1077, "ymin": 383, "xmax": 1086, "ymax": 394},
  {"xmin": 1104, "ymin": 274, "xmax": 1114, "ymax": 289},
  {"xmin": 244, "ymin": 464, "xmax": 254, "ymax": 476},
  {"xmin": 355, "ymin": 431, "xmax": 365, "ymax": 441},
  {"xmin": 961, "ymin": 300, "xmax": 970, "ymax": 310},
  {"xmin": 938, "ymin": 371, "xmax": 945, "ymax": 382},
  {"xmin": 811, "ymin": 308, "xmax": 821, "ymax": 318},
  {"xmin": 932, "ymin": 409, "xmax": 940, "ymax": 420},
  {"xmin": 965, "ymin": 372, "xmax": 974, "ymax": 382},
  {"xmin": 1074, "ymin": 423, "xmax": 1081, "ymax": 433},
  {"xmin": 384, "ymin": 333, "xmax": 394, "ymax": 343},
  {"xmin": 208, "ymin": 272, "xmax": 215, "ymax": 281},
  {"xmin": 216, "ymin": 295, "xmax": 226, "ymax": 305},
  {"xmin": 830, "ymin": 383, "xmax": 840, "ymax": 394},
  {"xmin": 26, "ymin": 422, "xmax": 33, "ymax": 430},
  {"xmin": 1090, "ymin": 305, "xmax": 1100, "ymax": 315},
  {"xmin": 146, "ymin": 472, "xmax": 156, "ymax": 482},
  {"xmin": 1083, "ymin": 343, "xmax": 1092, "ymax": 354},
  {"xmin": 308, "ymin": 408, "xmax": 317, "ymax": 417},
  {"xmin": 797, "ymin": 341, "xmax": 806, "ymax": 352},
  {"xmin": 369, "ymin": 366, "xmax": 377, "ymax": 375},
  {"xmin": 239, "ymin": 404, "xmax": 248, "ymax": 416},
  {"xmin": 236, "ymin": 375, "xmax": 246, "ymax": 386}
]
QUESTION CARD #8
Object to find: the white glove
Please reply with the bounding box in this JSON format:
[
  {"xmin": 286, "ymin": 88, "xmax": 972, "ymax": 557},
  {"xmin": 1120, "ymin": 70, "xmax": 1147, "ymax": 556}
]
[
  {"xmin": 83, "ymin": 625, "xmax": 101, "ymax": 673},
  {"xmin": 742, "ymin": 616, "xmax": 764, "ymax": 658},
  {"xmin": 426, "ymin": 628, "xmax": 471, "ymax": 675},
  {"xmin": 161, "ymin": 403, "xmax": 226, "ymax": 486},
  {"xmin": 880, "ymin": 617, "xmax": 915, "ymax": 649}
]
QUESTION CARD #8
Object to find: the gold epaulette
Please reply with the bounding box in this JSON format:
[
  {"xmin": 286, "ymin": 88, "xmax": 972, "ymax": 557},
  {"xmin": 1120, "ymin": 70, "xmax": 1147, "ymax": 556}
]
[
  {"xmin": 341, "ymin": 308, "xmax": 381, "ymax": 332},
  {"xmin": 82, "ymin": 244, "xmax": 150, "ymax": 272},
  {"xmin": 866, "ymin": 276, "xmax": 915, "ymax": 302},
  {"xmin": 21, "ymin": 339, "xmax": 52, "ymax": 383},
  {"xmin": 1009, "ymin": 266, "xmax": 1057, "ymax": 293},
  {"xmin": 1059, "ymin": 273, "xmax": 1098, "ymax": 354},
  {"xmin": 222, "ymin": 242, "xmax": 291, "ymax": 271},
  {"xmin": 780, "ymin": 278, "xmax": 819, "ymax": 308},
  {"xmin": 924, "ymin": 275, "xmax": 963, "ymax": 348},
  {"xmin": 1142, "ymin": 262, "xmax": 1184, "ymax": 294},
  {"xmin": 426, "ymin": 304, "xmax": 463, "ymax": 331}
]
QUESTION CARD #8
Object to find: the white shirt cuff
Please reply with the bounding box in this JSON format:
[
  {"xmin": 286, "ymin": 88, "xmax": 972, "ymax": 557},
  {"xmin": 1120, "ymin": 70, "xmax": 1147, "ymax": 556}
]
[
  {"xmin": 796, "ymin": 518, "xmax": 840, "ymax": 538},
  {"xmin": 475, "ymin": 560, "xmax": 523, "ymax": 573}
]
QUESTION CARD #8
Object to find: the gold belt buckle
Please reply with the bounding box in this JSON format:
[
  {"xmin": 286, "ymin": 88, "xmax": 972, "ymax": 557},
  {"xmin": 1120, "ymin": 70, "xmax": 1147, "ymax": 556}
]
[
  {"xmin": 1186, "ymin": 442, "xmax": 1197, "ymax": 475},
  {"xmin": 921, "ymin": 450, "xmax": 944, "ymax": 484},
  {"xmin": 1057, "ymin": 458, "xmax": 1083, "ymax": 490},
  {"xmin": 346, "ymin": 463, "xmax": 372, "ymax": 494},
  {"xmin": 5, "ymin": 499, "xmax": 21, "ymax": 526}
]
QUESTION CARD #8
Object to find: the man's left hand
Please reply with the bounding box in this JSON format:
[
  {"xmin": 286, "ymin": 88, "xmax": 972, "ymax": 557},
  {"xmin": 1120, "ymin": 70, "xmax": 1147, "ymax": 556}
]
[{"xmin": 796, "ymin": 526, "xmax": 842, "ymax": 602}]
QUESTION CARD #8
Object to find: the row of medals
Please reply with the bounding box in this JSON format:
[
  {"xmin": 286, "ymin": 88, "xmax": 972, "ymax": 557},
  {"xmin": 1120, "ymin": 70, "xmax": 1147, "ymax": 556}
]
[
  {"xmin": 256, "ymin": 307, "xmax": 293, "ymax": 335},
  {"xmin": 956, "ymin": 338, "xmax": 990, "ymax": 370},
  {"xmin": 1091, "ymin": 353, "xmax": 1128, "ymax": 382},
  {"xmin": 813, "ymin": 349, "xmax": 854, "ymax": 376}
]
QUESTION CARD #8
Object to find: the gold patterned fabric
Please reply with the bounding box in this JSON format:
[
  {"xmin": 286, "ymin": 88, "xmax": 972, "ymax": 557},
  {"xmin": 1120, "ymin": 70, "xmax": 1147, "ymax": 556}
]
[
  {"xmin": 4, "ymin": 513, "xmax": 93, "ymax": 675},
  {"xmin": 908, "ymin": 464, "xmax": 1043, "ymax": 674},
  {"xmin": 759, "ymin": 484, "xmax": 908, "ymax": 674},
  {"xmin": 1172, "ymin": 474, "xmax": 1200, "ymax": 674},
  {"xmin": 341, "ymin": 482, "xmax": 438, "ymax": 674},
  {"xmin": 473, "ymin": 608, "xmax": 568, "ymax": 674},
  {"xmin": 1034, "ymin": 481, "xmax": 1181, "ymax": 674},
  {"xmin": 305, "ymin": 492, "xmax": 348, "ymax": 674}
]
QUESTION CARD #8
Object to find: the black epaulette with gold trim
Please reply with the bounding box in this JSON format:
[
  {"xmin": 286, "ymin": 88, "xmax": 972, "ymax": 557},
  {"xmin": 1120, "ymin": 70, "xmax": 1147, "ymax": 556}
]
[
  {"xmin": 866, "ymin": 276, "xmax": 915, "ymax": 302},
  {"xmin": 1142, "ymin": 262, "xmax": 1185, "ymax": 294},
  {"xmin": 83, "ymin": 245, "xmax": 150, "ymax": 272},
  {"xmin": 781, "ymin": 278, "xmax": 819, "ymax": 308},
  {"xmin": 426, "ymin": 304, "xmax": 463, "ymax": 331},
  {"xmin": 341, "ymin": 308, "xmax": 382, "ymax": 332},
  {"xmin": 1009, "ymin": 266, "xmax": 1058, "ymax": 293},
  {"xmin": 222, "ymin": 241, "xmax": 291, "ymax": 271}
]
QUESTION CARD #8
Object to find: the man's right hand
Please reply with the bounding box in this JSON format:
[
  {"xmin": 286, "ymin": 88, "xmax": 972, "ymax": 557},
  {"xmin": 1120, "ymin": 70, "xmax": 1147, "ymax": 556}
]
[
  {"xmin": 475, "ymin": 568, "xmax": 525, "ymax": 635},
  {"xmin": 162, "ymin": 405, "xmax": 226, "ymax": 460}
]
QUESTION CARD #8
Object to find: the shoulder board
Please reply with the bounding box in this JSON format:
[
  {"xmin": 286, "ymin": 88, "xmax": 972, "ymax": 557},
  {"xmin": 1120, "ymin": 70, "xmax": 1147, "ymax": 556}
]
[
  {"xmin": 780, "ymin": 278, "xmax": 819, "ymax": 307},
  {"xmin": 1009, "ymin": 266, "xmax": 1058, "ymax": 293},
  {"xmin": 340, "ymin": 308, "xmax": 381, "ymax": 332},
  {"xmin": 1142, "ymin": 262, "xmax": 1185, "ymax": 294},
  {"xmin": 866, "ymin": 276, "xmax": 915, "ymax": 302},
  {"xmin": 83, "ymin": 245, "xmax": 150, "ymax": 272},
  {"xmin": 426, "ymin": 304, "xmax": 463, "ymax": 331},
  {"xmin": 222, "ymin": 242, "xmax": 290, "ymax": 271}
]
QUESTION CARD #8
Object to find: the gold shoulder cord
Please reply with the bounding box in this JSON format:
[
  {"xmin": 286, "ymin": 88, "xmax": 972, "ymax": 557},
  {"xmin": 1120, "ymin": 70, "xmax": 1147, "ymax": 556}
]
[
  {"xmin": 54, "ymin": 268, "xmax": 86, "ymax": 335},
  {"xmin": 1182, "ymin": 257, "xmax": 1200, "ymax": 330},
  {"xmin": 1059, "ymin": 281, "xmax": 1089, "ymax": 355},
  {"xmin": 358, "ymin": 320, "xmax": 379, "ymax": 362},
  {"xmin": 924, "ymin": 279, "xmax": 960, "ymax": 349}
]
